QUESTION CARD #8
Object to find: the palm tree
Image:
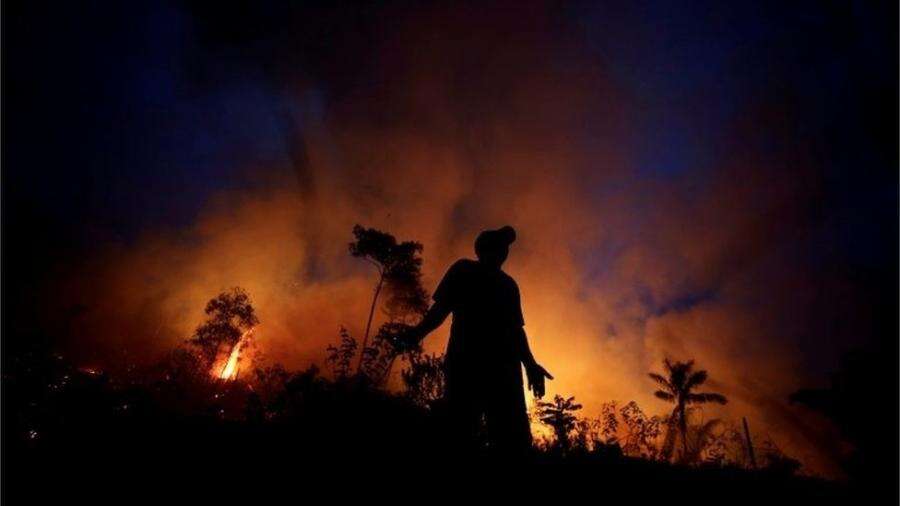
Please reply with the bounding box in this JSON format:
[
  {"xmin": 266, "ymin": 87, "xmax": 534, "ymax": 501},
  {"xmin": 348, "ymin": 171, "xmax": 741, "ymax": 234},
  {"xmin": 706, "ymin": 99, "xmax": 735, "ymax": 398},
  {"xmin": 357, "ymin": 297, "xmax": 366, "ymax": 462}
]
[{"xmin": 649, "ymin": 359, "xmax": 727, "ymax": 461}]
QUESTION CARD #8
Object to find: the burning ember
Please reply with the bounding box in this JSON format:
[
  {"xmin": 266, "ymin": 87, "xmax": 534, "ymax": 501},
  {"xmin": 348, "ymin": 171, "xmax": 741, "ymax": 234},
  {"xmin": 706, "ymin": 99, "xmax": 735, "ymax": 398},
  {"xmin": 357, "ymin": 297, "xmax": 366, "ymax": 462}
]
[{"xmin": 217, "ymin": 328, "xmax": 254, "ymax": 381}]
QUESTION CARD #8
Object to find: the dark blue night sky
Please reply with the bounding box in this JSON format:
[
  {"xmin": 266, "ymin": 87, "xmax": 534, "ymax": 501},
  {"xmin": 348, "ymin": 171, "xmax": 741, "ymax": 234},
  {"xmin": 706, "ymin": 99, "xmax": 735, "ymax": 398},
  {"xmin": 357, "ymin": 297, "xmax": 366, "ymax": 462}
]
[{"xmin": 7, "ymin": 2, "xmax": 895, "ymax": 268}]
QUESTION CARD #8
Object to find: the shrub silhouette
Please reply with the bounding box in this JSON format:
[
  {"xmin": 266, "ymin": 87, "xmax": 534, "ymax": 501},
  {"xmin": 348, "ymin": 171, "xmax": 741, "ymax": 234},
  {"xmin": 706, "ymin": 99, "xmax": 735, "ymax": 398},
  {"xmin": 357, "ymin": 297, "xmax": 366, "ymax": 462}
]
[
  {"xmin": 599, "ymin": 401, "xmax": 620, "ymax": 445},
  {"xmin": 401, "ymin": 350, "xmax": 446, "ymax": 409},
  {"xmin": 619, "ymin": 400, "xmax": 663, "ymax": 459},
  {"xmin": 537, "ymin": 395, "xmax": 583, "ymax": 450},
  {"xmin": 680, "ymin": 417, "xmax": 723, "ymax": 464},
  {"xmin": 361, "ymin": 321, "xmax": 414, "ymax": 385},
  {"xmin": 326, "ymin": 326, "xmax": 358, "ymax": 380}
]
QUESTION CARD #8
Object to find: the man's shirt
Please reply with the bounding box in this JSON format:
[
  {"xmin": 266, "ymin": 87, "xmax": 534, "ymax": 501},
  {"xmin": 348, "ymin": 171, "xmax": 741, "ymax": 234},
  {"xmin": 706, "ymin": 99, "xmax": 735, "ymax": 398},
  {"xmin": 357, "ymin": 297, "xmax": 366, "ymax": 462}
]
[{"xmin": 433, "ymin": 259, "xmax": 525, "ymax": 372}]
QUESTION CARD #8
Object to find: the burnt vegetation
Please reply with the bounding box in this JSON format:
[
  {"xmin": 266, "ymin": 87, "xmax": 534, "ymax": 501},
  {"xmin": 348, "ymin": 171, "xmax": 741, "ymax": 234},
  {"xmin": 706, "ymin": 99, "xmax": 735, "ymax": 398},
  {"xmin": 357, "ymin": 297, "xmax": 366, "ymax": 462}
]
[{"xmin": 3, "ymin": 226, "xmax": 854, "ymax": 503}]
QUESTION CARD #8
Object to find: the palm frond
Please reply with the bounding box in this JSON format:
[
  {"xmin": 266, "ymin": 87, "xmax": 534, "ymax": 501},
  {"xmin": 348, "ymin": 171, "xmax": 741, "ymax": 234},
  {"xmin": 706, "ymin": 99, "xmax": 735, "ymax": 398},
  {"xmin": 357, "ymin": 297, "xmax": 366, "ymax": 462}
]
[
  {"xmin": 685, "ymin": 370, "xmax": 708, "ymax": 391},
  {"xmin": 654, "ymin": 390, "xmax": 675, "ymax": 402},
  {"xmin": 666, "ymin": 360, "xmax": 694, "ymax": 391},
  {"xmin": 648, "ymin": 373, "xmax": 673, "ymax": 391},
  {"xmin": 687, "ymin": 392, "xmax": 727, "ymax": 405}
]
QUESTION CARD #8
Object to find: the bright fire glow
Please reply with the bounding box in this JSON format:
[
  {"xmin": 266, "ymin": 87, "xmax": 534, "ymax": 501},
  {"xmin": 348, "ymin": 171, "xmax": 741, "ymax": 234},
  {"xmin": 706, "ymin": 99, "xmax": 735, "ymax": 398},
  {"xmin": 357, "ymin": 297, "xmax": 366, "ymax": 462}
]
[{"xmin": 218, "ymin": 328, "xmax": 254, "ymax": 380}]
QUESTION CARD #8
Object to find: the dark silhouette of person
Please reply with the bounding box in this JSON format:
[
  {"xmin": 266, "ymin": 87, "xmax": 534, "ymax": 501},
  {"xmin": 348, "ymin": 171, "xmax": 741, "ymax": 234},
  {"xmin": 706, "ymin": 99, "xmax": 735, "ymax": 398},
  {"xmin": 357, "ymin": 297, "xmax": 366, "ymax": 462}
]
[{"xmin": 397, "ymin": 225, "xmax": 552, "ymax": 456}]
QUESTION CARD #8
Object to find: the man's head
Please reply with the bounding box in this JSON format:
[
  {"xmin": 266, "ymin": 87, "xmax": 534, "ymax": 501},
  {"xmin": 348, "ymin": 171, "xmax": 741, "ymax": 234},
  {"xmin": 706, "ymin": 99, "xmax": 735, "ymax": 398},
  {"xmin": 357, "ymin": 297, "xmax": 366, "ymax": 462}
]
[{"xmin": 474, "ymin": 225, "xmax": 516, "ymax": 269}]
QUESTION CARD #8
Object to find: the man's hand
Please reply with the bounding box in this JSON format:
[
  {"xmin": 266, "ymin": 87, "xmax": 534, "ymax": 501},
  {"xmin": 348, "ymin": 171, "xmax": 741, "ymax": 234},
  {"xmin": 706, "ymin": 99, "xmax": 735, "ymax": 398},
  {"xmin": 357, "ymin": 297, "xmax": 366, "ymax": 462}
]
[
  {"xmin": 525, "ymin": 362, "xmax": 553, "ymax": 399},
  {"xmin": 389, "ymin": 324, "xmax": 425, "ymax": 352}
]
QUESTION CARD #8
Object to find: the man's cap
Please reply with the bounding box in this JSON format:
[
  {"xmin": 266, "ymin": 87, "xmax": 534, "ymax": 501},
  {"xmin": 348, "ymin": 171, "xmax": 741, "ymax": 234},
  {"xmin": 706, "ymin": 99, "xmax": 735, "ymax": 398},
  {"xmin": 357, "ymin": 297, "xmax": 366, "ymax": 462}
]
[{"xmin": 474, "ymin": 225, "xmax": 516, "ymax": 254}]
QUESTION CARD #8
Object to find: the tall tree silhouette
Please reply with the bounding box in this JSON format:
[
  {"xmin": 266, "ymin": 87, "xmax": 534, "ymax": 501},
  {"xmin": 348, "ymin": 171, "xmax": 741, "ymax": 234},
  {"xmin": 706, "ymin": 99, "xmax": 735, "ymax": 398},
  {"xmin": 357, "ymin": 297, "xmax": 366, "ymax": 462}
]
[
  {"xmin": 537, "ymin": 395, "xmax": 583, "ymax": 450},
  {"xmin": 348, "ymin": 225, "xmax": 428, "ymax": 374},
  {"xmin": 189, "ymin": 287, "xmax": 259, "ymax": 369},
  {"xmin": 649, "ymin": 359, "xmax": 727, "ymax": 461}
]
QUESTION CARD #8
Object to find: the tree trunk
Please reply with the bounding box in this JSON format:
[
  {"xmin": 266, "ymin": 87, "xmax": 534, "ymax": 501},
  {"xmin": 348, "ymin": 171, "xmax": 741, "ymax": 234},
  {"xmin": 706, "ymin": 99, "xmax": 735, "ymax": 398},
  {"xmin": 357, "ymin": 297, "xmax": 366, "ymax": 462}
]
[
  {"xmin": 380, "ymin": 352, "xmax": 398, "ymax": 387},
  {"xmin": 742, "ymin": 417, "xmax": 757, "ymax": 468},
  {"xmin": 357, "ymin": 273, "xmax": 384, "ymax": 374},
  {"xmin": 678, "ymin": 402, "xmax": 689, "ymax": 460},
  {"xmin": 661, "ymin": 414, "xmax": 677, "ymax": 461}
]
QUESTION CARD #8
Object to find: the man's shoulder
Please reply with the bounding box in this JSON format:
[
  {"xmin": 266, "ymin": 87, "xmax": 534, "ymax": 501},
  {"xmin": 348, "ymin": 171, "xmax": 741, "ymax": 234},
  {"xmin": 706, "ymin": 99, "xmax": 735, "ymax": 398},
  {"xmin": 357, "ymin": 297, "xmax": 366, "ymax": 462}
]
[
  {"xmin": 498, "ymin": 270, "xmax": 519, "ymax": 291},
  {"xmin": 448, "ymin": 258, "xmax": 479, "ymax": 273}
]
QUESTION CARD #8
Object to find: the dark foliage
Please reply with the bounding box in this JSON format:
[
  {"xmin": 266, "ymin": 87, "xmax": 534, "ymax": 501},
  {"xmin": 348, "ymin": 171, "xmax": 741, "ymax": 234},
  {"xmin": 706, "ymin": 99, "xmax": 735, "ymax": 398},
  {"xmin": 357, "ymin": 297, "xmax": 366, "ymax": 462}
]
[
  {"xmin": 188, "ymin": 287, "xmax": 259, "ymax": 367},
  {"xmin": 348, "ymin": 225, "xmax": 429, "ymax": 375},
  {"xmin": 619, "ymin": 400, "xmax": 663, "ymax": 460},
  {"xmin": 3, "ymin": 340, "xmax": 850, "ymax": 504},
  {"xmin": 349, "ymin": 224, "xmax": 429, "ymax": 322},
  {"xmin": 326, "ymin": 326, "xmax": 357, "ymax": 380},
  {"xmin": 790, "ymin": 346, "xmax": 897, "ymax": 498},
  {"xmin": 360, "ymin": 321, "xmax": 413, "ymax": 385},
  {"xmin": 401, "ymin": 350, "xmax": 446, "ymax": 410},
  {"xmin": 537, "ymin": 395, "xmax": 583, "ymax": 451}
]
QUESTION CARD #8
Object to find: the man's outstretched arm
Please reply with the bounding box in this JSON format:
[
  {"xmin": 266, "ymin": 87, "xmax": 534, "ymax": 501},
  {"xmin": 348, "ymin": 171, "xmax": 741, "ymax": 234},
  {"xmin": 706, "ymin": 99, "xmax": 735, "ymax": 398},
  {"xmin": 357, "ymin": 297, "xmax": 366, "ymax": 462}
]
[
  {"xmin": 397, "ymin": 300, "xmax": 451, "ymax": 349},
  {"xmin": 515, "ymin": 327, "xmax": 553, "ymax": 398}
]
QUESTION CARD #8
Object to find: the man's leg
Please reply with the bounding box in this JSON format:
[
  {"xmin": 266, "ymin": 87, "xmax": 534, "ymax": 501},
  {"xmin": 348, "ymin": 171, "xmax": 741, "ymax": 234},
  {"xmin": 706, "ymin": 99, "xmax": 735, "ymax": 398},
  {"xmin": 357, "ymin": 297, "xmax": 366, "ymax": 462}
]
[
  {"xmin": 443, "ymin": 374, "xmax": 484, "ymax": 461},
  {"xmin": 484, "ymin": 372, "xmax": 532, "ymax": 458}
]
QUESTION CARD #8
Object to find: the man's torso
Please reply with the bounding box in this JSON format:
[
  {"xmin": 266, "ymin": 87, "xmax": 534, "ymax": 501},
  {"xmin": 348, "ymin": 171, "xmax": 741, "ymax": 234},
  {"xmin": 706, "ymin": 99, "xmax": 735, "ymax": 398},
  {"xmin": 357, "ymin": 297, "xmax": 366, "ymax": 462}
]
[{"xmin": 433, "ymin": 259, "xmax": 524, "ymax": 373}]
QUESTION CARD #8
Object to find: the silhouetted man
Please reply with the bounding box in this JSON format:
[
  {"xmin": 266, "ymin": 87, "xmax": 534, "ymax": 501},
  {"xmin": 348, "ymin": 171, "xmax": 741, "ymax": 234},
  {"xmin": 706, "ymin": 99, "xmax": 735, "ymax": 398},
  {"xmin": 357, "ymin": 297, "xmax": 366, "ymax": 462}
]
[{"xmin": 398, "ymin": 226, "xmax": 552, "ymax": 456}]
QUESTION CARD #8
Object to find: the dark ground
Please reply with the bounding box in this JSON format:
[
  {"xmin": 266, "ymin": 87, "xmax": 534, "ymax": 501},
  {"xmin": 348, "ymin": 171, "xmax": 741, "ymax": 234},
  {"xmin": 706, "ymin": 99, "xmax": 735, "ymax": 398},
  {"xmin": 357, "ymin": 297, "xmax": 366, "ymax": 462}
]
[{"xmin": 2, "ymin": 337, "xmax": 872, "ymax": 506}]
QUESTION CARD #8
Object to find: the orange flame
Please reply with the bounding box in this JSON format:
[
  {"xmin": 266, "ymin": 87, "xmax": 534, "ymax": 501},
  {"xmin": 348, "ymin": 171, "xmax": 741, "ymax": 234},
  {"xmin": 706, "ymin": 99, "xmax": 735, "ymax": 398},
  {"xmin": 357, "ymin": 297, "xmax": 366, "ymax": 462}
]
[{"xmin": 218, "ymin": 328, "xmax": 254, "ymax": 380}]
